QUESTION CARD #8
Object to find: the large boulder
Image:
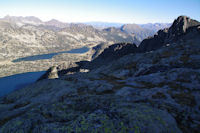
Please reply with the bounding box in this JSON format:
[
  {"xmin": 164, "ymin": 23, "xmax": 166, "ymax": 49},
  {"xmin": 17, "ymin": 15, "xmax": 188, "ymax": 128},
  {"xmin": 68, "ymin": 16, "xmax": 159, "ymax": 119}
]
[{"xmin": 38, "ymin": 66, "xmax": 58, "ymax": 80}]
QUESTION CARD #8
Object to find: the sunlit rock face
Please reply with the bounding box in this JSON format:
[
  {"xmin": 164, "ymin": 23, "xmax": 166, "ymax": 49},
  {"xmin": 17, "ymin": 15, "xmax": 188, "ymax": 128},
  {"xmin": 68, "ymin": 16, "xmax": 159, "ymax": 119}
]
[{"xmin": 38, "ymin": 66, "xmax": 59, "ymax": 80}]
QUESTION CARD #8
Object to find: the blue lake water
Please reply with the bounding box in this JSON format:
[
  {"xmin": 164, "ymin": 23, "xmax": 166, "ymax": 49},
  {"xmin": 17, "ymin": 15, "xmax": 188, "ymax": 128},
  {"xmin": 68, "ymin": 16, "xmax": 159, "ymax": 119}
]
[
  {"xmin": 0, "ymin": 71, "xmax": 46, "ymax": 97},
  {"xmin": 13, "ymin": 46, "xmax": 89, "ymax": 62},
  {"xmin": 0, "ymin": 47, "xmax": 89, "ymax": 97}
]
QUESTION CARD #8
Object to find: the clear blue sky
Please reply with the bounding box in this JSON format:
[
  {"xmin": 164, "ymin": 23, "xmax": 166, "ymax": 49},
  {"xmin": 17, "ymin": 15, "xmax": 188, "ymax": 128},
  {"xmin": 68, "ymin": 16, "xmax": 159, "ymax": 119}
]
[{"xmin": 0, "ymin": 0, "xmax": 199, "ymax": 23}]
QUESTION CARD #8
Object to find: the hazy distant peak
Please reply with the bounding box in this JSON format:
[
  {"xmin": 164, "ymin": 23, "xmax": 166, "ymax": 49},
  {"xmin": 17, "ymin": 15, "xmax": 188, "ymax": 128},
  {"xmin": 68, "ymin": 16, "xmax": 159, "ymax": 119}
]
[
  {"xmin": 120, "ymin": 23, "xmax": 155, "ymax": 42},
  {"xmin": 46, "ymin": 19, "xmax": 60, "ymax": 23},
  {"xmin": 45, "ymin": 19, "xmax": 69, "ymax": 28},
  {"xmin": 121, "ymin": 24, "xmax": 144, "ymax": 33},
  {"xmin": 139, "ymin": 23, "xmax": 171, "ymax": 32},
  {"xmin": 24, "ymin": 16, "xmax": 42, "ymax": 21},
  {"xmin": 84, "ymin": 22, "xmax": 124, "ymax": 29},
  {"xmin": 69, "ymin": 23, "xmax": 87, "ymax": 27},
  {"xmin": 2, "ymin": 15, "xmax": 43, "ymax": 26},
  {"xmin": 4, "ymin": 15, "xmax": 42, "ymax": 21}
]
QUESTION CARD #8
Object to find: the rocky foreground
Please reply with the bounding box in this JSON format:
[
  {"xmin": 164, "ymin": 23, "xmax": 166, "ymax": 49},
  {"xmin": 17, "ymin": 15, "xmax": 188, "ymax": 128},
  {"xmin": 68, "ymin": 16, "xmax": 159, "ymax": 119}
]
[{"xmin": 0, "ymin": 16, "xmax": 199, "ymax": 133}]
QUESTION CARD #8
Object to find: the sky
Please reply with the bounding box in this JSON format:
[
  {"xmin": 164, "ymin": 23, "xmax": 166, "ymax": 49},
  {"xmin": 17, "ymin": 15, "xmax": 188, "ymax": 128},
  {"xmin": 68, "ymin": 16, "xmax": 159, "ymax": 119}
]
[{"xmin": 0, "ymin": 0, "xmax": 199, "ymax": 24}]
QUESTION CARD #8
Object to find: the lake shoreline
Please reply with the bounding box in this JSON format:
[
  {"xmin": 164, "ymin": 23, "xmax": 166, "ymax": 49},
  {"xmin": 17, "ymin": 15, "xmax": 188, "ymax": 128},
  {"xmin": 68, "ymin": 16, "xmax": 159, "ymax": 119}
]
[
  {"xmin": 12, "ymin": 46, "xmax": 89, "ymax": 62},
  {"xmin": 0, "ymin": 46, "xmax": 91, "ymax": 97}
]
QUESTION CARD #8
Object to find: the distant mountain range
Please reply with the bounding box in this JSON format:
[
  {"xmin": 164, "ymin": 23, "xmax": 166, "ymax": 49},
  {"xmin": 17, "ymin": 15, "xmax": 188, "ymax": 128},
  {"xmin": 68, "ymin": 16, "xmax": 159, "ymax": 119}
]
[
  {"xmin": 139, "ymin": 23, "xmax": 171, "ymax": 32},
  {"xmin": 84, "ymin": 22, "xmax": 124, "ymax": 29},
  {"xmin": 2, "ymin": 15, "xmax": 43, "ymax": 26},
  {"xmin": 85, "ymin": 22, "xmax": 171, "ymax": 40},
  {"xmin": 0, "ymin": 15, "xmax": 138, "ymax": 61},
  {"xmin": 85, "ymin": 21, "xmax": 171, "ymax": 31},
  {"xmin": 0, "ymin": 15, "xmax": 171, "ymax": 42},
  {"xmin": 0, "ymin": 15, "xmax": 172, "ymax": 61},
  {"xmin": 85, "ymin": 22, "xmax": 171, "ymax": 41}
]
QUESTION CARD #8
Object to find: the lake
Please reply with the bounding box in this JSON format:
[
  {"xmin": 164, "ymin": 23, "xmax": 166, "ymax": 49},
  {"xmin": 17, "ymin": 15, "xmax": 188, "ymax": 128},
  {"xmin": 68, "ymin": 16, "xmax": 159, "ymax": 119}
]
[
  {"xmin": 0, "ymin": 46, "xmax": 90, "ymax": 97},
  {"xmin": 13, "ymin": 46, "xmax": 89, "ymax": 62},
  {"xmin": 0, "ymin": 71, "xmax": 46, "ymax": 97}
]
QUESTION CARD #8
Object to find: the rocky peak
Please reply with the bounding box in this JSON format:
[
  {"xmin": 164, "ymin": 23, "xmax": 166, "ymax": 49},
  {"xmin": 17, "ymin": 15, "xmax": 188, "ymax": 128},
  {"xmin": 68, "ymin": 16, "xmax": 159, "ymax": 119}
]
[
  {"xmin": 139, "ymin": 16, "xmax": 200, "ymax": 52},
  {"xmin": 46, "ymin": 19, "xmax": 59, "ymax": 23},
  {"xmin": 45, "ymin": 19, "xmax": 69, "ymax": 28},
  {"xmin": 2, "ymin": 15, "xmax": 43, "ymax": 26},
  {"xmin": 168, "ymin": 16, "xmax": 200, "ymax": 37}
]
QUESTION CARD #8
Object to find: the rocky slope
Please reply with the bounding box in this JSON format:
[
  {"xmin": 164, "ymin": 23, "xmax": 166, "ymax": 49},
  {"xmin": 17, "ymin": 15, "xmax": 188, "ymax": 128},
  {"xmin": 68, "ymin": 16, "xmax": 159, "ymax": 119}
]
[
  {"xmin": 0, "ymin": 20, "xmax": 66, "ymax": 60},
  {"xmin": 87, "ymin": 43, "xmax": 138, "ymax": 69},
  {"xmin": 0, "ymin": 16, "xmax": 199, "ymax": 133}
]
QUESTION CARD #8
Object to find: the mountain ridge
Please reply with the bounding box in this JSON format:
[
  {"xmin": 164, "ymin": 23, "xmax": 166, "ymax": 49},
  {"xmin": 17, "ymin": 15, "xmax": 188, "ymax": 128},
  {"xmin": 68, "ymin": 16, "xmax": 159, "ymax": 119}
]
[{"xmin": 0, "ymin": 15, "xmax": 171, "ymax": 42}]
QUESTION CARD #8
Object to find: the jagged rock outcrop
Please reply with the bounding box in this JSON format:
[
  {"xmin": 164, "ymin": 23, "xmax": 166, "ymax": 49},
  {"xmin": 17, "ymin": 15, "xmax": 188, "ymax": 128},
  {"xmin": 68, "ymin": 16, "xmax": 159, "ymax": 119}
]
[
  {"xmin": 38, "ymin": 66, "xmax": 58, "ymax": 80},
  {"xmin": 139, "ymin": 16, "xmax": 200, "ymax": 52},
  {"xmin": 169, "ymin": 16, "xmax": 200, "ymax": 35}
]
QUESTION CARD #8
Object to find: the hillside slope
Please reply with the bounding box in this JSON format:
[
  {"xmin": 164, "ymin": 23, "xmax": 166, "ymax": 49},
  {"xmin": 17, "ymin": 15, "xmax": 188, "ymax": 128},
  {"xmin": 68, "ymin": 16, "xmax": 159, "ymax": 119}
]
[
  {"xmin": 0, "ymin": 16, "xmax": 200, "ymax": 133},
  {"xmin": 0, "ymin": 16, "xmax": 139, "ymax": 61}
]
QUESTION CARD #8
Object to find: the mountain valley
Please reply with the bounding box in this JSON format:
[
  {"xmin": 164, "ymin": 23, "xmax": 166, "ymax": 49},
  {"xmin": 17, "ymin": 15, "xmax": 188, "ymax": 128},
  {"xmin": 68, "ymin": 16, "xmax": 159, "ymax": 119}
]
[{"xmin": 0, "ymin": 15, "xmax": 199, "ymax": 133}]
